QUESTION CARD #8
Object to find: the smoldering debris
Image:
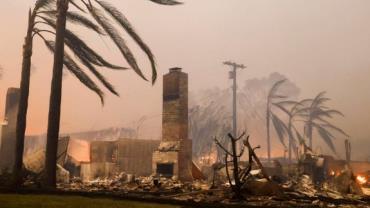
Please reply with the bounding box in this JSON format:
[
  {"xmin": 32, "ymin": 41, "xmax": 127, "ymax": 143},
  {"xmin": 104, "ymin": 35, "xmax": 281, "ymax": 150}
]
[
  {"xmin": 25, "ymin": 135, "xmax": 362, "ymax": 207},
  {"xmin": 47, "ymin": 171, "xmax": 369, "ymax": 207},
  {"xmin": 4, "ymin": 148, "xmax": 370, "ymax": 207}
]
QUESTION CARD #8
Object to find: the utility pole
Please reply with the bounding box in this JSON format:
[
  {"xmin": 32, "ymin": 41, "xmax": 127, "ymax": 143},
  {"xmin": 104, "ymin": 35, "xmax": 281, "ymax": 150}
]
[{"xmin": 223, "ymin": 61, "xmax": 246, "ymax": 139}]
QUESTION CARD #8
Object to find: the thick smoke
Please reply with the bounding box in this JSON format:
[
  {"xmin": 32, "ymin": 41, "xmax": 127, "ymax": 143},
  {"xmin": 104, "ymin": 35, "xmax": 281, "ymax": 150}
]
[{"xmin": 190, "ymin": 72, "xmax": 300, "ymax": 161}]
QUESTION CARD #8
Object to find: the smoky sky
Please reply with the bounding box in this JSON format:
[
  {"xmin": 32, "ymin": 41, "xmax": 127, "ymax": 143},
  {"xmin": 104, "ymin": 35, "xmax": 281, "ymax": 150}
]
[{"xmin": 0, "ymin": 0, "xmax": 369, "ymax": 160}]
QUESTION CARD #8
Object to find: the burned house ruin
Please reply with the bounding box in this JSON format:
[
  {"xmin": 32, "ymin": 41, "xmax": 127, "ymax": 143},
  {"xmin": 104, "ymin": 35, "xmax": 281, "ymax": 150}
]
[
  {"xmin": 74, "ymin": 139, "xmax": 160, "ymax": 182},
  {"xmin": 152, "ymin": 68, "xmax": 193, "ymax": 181},
  {"xmin": 0, "ymin": 69, "xmax": 199, "ymax": 182}
]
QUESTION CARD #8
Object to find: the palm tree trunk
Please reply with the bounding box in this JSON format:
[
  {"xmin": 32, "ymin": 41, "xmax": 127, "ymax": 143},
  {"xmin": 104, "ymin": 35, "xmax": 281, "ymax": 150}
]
[
  {"xmin": 288, "ymin": 120, "xmax": 292, "ymax": 163},
  {"xmin": 12, "ymin": 9, "xmax": 35, "ymax": 187},
  {"xmin": 307, "ymin": 122, "xmax": 313, "ymax": 149},
  {"xmin": 266, "ymin": 104, "xmax": 271, "ymax": 163},
  {"xmin": 44, "ymin": 0, "xmax": 69, "ymax": 188}
]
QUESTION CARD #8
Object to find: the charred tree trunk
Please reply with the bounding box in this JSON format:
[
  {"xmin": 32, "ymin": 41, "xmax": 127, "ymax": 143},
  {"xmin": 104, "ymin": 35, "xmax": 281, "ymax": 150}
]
[
  {"xmin": 12, "ymin": 9, "xmax": 35, "ymax": 188},
  {"xmin": 230, "ymin": 134, "xmax": 242, "ymax": 198},
  {"xmin": 215, "ymin": 132, "xmax": 264, "ymax": 200},
  {"xmin": 44, "ymin": 0, "xmax": 69, "ymax": 188}
]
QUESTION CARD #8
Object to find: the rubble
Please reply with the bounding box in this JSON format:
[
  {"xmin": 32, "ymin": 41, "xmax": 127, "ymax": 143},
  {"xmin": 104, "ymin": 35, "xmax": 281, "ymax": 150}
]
[
  {"xmin": 157, "ymin": 141, "xmax": 180, "ymax": 152},
  {"xmin": 243, "ymin": 179, "xmax": 282, "ymax": 196},
  {"xmin": 52, "ymin": 166, "xmax": 370, "ymax": 208},
  {"xmin": 4, "ymin": 131, "xmax": 370, "ymax": 207}
]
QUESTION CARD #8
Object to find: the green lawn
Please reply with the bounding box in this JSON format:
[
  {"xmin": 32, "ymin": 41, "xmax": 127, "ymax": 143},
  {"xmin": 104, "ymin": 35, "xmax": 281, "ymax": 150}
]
[{"xmin": 0, "ymin": 194, "xmax": 180, "ymax": 208}]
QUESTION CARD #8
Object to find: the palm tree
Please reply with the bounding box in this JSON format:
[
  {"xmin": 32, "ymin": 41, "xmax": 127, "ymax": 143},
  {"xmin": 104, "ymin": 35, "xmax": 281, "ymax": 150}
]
[
  {"xmin": 266, "ymin": 79, "xmax": 290, "ymax": 162},
  {"xmin": 44, "ymin": 0, "xmax": 181, "ymax": 188},
  {"xmin": 300, "ymin": 92, "xmax": 348, "ymax": 154},
  {"xmin": 13, "ymin": 0, "xmax": 125, "ymax": 187},
  {"xmin": 274, "ymin": 99, "xmax": 312, "ymax": 163}
]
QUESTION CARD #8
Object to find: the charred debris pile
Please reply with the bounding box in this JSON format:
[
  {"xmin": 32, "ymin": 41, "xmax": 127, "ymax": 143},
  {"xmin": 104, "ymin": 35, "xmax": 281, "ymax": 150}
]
[{"xmin": 0, "ymin": 132, "xmax": 366, "ymax": 208}]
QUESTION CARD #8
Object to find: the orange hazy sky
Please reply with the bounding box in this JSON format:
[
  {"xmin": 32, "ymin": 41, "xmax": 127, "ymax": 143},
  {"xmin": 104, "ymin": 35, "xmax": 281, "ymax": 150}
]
[{"xmin": 0, "ymin": 0, "xmax": 369, "ymax": 159}]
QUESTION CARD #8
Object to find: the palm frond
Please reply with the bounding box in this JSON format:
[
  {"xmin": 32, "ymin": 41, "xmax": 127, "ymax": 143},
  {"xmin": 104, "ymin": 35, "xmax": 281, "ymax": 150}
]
[
  {"xmin": 268, "ymin": 79, "xmax": 286, "ymax": 101},
  {"xmin": 271, "ymin": 95, "xmax": 288, "ymax": 99},
  {"xmin": 272, "ymin": 102, "xmax": 291, "ymax": 116},
  {"xmin": 291, "ymin": 99, "xmax": 312, "ymax": 114},
  {"xmin": 87, "ymin": 4, "xmax": 148, "ymax": 81},
  {"xmin": 322, "ymin": 123, "xmax": 348, "ymax": 137},
  {"xmin": 43, "ymin": 40, "xmax": 105, "ymax": 104},
  {"xmin": 63, "ymin": 56, "xmax": 105, "ymax": 104},
  {"xmin": 289, "ymin": 131, "xmax": 298, "ymax": 157},
  {"xmin": 316, "ymin": 125, "xmax": 336, "ymax": 153},
  {"xmin": 270, "ymin": 112, "xmax": 288, "ymax": 148},
  {"xmin": 274, "ymin": 100, "xmax": 299, "ymax": 106},
  {"xmin": 70, "ymin": 0, "xmax": 86, "ymax": 12},
  {"xmin": 299, "ymin": 98, "xmax": 314, "ymax": 106},
  {"xmin": 78, "ymin": 56, "xmax": 119, "ymax": 96},
  {"xmin": 34, "ymin": 0, "xmax": 55, "ymax": 11},
  {"xmin": 64, "ymin": 29, "xmax": 126, "ymax": 70},
  {"xmin": 95, "ymin": 0, "xmax": 157, "ymax": 83},
  {"xmin": 311, "ymin": 91, "xmax": 329, "ymax": 108},
  {"xmin": 311, "ymin": 108, "xmax": 344, "ymax": 120},
  {"xmin": 323, "ymin": 109, "xmax": 344, "ymax": 117},
  {"xmin": 316, "ymin": 119, "xmax": 349, "ymax": 137},
  {"xmin": 292, "ymin": 125, "xmax": 305, "ymax": 144},
  {"xmin": 66, "ymin": 11, "xmax": 105, "ymax": 34},
  {"xmin": 289, "ymin": 100, "xmax": 307, "ymax": 116},
  {"xmin": 42, "ymin": 11, "xmax": 105, "ymax": 35},
  {"xmin": 41, "ymin": 16, "xmax": 126, "ymax": 70},
  {"xmin": 148, "ymin": 0, "xmax": 183, "ymax": 5}
]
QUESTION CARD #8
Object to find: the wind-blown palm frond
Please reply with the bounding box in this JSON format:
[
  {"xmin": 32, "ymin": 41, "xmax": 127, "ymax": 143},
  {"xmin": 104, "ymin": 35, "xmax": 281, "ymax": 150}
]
[
  {"xmin": 34, "ymin": 0, "xmax": 55, "ymax": 11},
  {"xmin": 70, "ymin": 0, "xmax": 86, "ymax": 13},
  {"xmin": 95, "ymin": 0, "xmax": 157, "ymax": 83},
  {"xmin": 321, "ymin": 122, "xmax": 348, "ymax": 137},
  {"xmin": 288, "ymin": 130, "xmax": 298, "ymax": 157},
  {"xmin": 87, "ymin": 4, "xmax": 148, "ymax": 81},
  {"xmin": 78, "ymin": 56, "xmax": 119, "ymax": 96},
  {"xmin": 272, "ymin": 102, "xmax": 291, "ymax": 116},
  {"xmin": 274, "ymin": 100, "xmax": 299, "ymax": 106},
  {"xmin": 63, "ymin": 28, "xmax": 126, "ymax": 70},
  {"xmin": 270, "ymin": 112, "xmax": 288, "ymax": 148},
  {"xmin": 148, "ymin": 0, "xmax": 183, "ymax": 5},
  {"xmin": 319, "ymin": 109, "xmax": 344, "ymax": 118},
  {"xmin": 36, "ymin": 16, "xmax": 119, "ymax": 100},
  {"xmin": 292, "ymin": 125, "xmax": 304, "ymax": 144},
  {"xmin": 39, "ymin": 16, "xmax": 126, "ymax": 70},
  {"xmin": 315, "ymin": 124, "xmax": 336, "ymax": 153},
  {"xmin": 66, "ymin": 11, "xmax": 104, "ymax": 34},
  {"xmin": 43, "ymin": 11, "xmax": 104, "ymax": 35},
  {"xmin": 43, "ymin": 40, "xmax": 105, "ymax": 103},
  {"xmin": 311, "ymin": 91, "xmax": 330, "ymax": 108},
  {"xmin": 268, "ymin": 79, "xmax": 286, "ymax": 99}
]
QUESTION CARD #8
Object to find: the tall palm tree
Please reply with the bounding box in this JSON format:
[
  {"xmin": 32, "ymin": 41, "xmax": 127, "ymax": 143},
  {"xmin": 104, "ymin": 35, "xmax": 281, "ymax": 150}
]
[
  {"xmin": 13, "ymin": 0, "xmax": 125, "ymax": 187},
  {"xmin": 300, "ymin": 92, "xmax": 348, "ymax": 153},
  {"xmin": 44, "ymin": 0, "xmax": 181, "ymax": 187},
  {"xmin": 266, "ymin": 79, "xmax": 290, "ymax": 162}
]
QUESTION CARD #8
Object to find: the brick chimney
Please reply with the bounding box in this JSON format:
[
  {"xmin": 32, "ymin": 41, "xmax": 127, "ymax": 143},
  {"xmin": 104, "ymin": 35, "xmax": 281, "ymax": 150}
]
[{"xmin": 152, "ymin": 68, "xmax": 192, "ymax": 181}]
